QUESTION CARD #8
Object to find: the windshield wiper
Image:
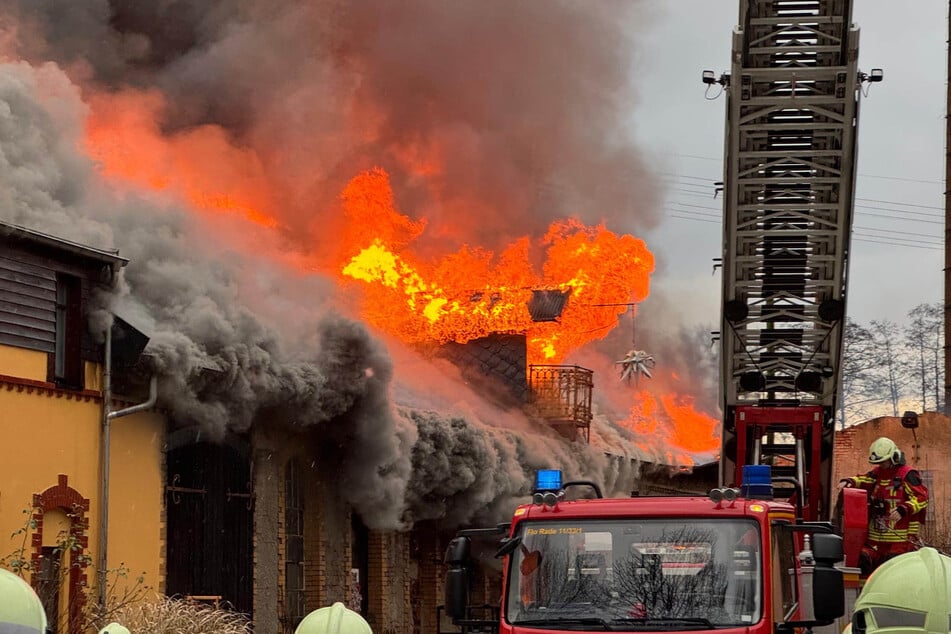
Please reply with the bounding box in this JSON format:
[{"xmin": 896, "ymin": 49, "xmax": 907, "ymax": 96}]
[
  {"xmin": 609, "ymin": 617, "xmax": 716, "ymax": 631},
  {"xmin": 514, "ymin": 617, "xmax": 614, "ymax": 631}
]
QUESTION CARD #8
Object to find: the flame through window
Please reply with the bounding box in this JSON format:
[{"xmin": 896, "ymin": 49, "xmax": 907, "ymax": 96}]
[{"xmin": 506, "ymin": 519, "xmax": 762, "ymax": 629}]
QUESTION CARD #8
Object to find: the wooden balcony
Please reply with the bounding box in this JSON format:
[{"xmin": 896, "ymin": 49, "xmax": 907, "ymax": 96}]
[{"xmin": 528, "ymin": 365, "xmax": 594, "ymax": 442}]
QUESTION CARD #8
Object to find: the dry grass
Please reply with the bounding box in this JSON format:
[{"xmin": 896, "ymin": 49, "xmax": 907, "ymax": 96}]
[{"xmin": 108, "ymin": 596, "xmax": 252, "ymax": 634}]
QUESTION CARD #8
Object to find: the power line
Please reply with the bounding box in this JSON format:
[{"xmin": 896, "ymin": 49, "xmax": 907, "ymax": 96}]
[
  {"xmin": 662, "ymin": 172, "xmax": 945, "ymax": 211},
  {"xmin": 858, "ymin": 174, "xmax": 942, "ymax": 185},
  {"xmin": 657, "ymin": 164, "xmax": 947, "ymax": 251},
  {"xmin": 657, "ymin": 152, "xmax": 945, "ymax": 185},
  {"xmin": 856, "ymin": 209, "xmax": 942, "ymax": 226},
  {"xmin": 856, "ymin": 198, "xmax": 943, "ymax": 211},
  {"xmin": 856, "ymin": 226, "xmax": 943, "ymax": 242},
  {"xmin": 852, "ymin": 234, "xmax": 943, "ymax": 251},
  {"xmin": 665, "ymin": 200, "xmax": 945, "ymax": 229},
  {"xmin": 662, "ymin": 208, "xmax": 943, "ymax": 251},
  {"xmin": 666, "ymin": 198, "xmax": 943, "ymax": 225},
  {"xmin": 662, "ymin": 186, "xmax": 946, "ymax": 220}
]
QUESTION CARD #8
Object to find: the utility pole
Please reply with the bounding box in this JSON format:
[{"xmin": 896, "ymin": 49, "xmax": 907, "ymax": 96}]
[{"xmin": 946, "ymin": 0, "xmax": 951, "ymax": 413}]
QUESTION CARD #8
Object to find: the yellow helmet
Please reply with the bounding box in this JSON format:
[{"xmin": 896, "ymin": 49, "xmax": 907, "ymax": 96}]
[
  {"xmin": 295, "ymin": 602, "xmax": 372, "ymax": 634},
  {"xmin": 0, "ymin": 567, "xmax": 48, "ymax": 634},
  {"xmin": 868, "ymin": 437, "xmax": 900, "ymax": 465},
  {"xmin": 849, "ymin": 547, "xmax": 951, "ymax": 633}
]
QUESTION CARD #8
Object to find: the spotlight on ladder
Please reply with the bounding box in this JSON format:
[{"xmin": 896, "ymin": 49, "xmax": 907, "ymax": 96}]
[{"xmin": 701, "ymin": 70, "xmax": 729, "ymax": 86}]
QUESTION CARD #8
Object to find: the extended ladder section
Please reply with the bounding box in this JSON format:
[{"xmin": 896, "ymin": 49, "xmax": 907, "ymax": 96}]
[{"xmin": 719, "ymin": 0, "xmax": 862, "ymax": 520}]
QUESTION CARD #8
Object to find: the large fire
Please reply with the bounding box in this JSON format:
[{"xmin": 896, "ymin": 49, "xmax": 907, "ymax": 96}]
[
  {"xmin": 81, "ymin": 88, "xmax": 718, "ymax": 460},
  {"xmin": 85, "ymin": 90, "xmax": 280, "ymax": 229},
  {"xmin": 338, "ymin": 168, "xmax": 653, "ymax": 363}
]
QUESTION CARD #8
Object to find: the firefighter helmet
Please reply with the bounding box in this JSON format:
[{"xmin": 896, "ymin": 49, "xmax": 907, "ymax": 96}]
[
  {"xmin": 0, "ymin": 567, "xmax": 48, "ymax": 634},
  {"xmin": 849, "ymin": 547, "xmax": 951, "ymax": 633},
  {"xmin": 868, "ymin": 437, "xmax": 901, "ymax": 465},
  {"xmin": 99, "ymin": 623, "xmax": 131, "ymax": 634},
  {"xmin": 295, "ymin": 602, "xmax": 372, "ymax": 634}
]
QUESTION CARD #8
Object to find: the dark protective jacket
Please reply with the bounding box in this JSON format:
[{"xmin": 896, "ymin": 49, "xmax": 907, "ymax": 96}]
[{"xmin": 845, "ymin": 464, "xmax": 929, "ymax": 544}]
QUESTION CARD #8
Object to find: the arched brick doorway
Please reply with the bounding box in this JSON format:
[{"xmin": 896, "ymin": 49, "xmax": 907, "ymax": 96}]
[{"xmin": 31, "ymin": 474, "xmax": 91, "ymax": 634}]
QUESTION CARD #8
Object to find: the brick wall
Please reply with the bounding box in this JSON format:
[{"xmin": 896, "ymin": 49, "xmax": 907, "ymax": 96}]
[
  {"xmin": 412, "ymin": 524, "xmax": 446, "ymax": 634},
  {"xmin": 277, "ymin": 459, "xmax": 287, "ymax": 633},
  {"xmin": 367, "ymin": 531, "xmax": 387, "ymax": 633},
  {"xmin": 252, "ymin": 428, "xmax": 282, "ymax": 634},
  {"xmin": 257, "ymin": 434, "xmax": 503, "ymax": 634},
  {"xmin": 365, "ymin": 531, "xmax": 413, "ymax": 634},
  {"xmin": 834, "ymin": 413, "xmax": 951, "ymax": 540},
  {"xmin": 303, "ymin": 478, "xmax": 351, "ymax": 610}
]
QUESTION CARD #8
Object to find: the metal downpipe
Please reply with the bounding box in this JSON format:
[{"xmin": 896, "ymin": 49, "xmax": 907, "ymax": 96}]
[
  {"xmin": 98, "ymin": 324, "xmax": 157, "ymax": 610},
  {"xmin": 97, "ymin": 323, "xmax": 112, "ymax": 610}
]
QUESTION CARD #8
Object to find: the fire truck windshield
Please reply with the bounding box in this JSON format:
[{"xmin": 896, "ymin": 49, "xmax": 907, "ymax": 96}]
[{"xmin": 506, "ymin": 519, "xmax": 761, "ymax": 630}]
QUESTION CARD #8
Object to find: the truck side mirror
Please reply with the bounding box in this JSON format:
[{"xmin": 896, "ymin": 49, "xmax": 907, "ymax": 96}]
[
  {"xmin": 446, "ymin": 536, "xmax": 472, "ymax": 566},
  {"xmin": 811, "ymin": 533, "xmax": 844, "ymax": 623},
  {"xmin": 445, "ymin": 536, "xmax": 472, "ymax": 620},
  {"xmin": 445, "ymin": 567, "xmax": 470, "ymax": 620},
  {"xmin": 812, "ymin": 532, "xmax": 843, "ymax": 564}
]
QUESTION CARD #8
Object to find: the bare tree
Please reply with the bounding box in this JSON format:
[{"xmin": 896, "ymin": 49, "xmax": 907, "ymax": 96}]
[
  {"xmin": 839, "ymin": 317, "xmax": 879, "ymax": 426},
  {"xmin": 905, "ymin": 303, "xmax": 943, "ymax": 411},
  {"xmin": 867, "ymin": 319, "xmax": 909, "ymax": 416}
]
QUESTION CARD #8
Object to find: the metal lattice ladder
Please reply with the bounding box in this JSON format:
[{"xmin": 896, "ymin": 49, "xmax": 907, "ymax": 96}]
[{"xmin": 717, "ymin": 0, "xmax": 865, "ymax": 520}]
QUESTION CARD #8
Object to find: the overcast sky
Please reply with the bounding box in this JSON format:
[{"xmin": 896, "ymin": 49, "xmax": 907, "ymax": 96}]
[{"xmin": 633, "ymin": 0, "xmax": 947, "ymax": 333}]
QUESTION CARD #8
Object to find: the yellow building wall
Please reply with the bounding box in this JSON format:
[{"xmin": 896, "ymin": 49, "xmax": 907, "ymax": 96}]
[
  {"xmin": 0, "ymin": 344, "xmax": 48, "ymax": 381},
  {"xmin": 106, "ymin": 409, "xmax": 165, "ymax": 597},
  {"xmin": 0, "ymin": 343, "xmax": 165, "ymax": 610}
]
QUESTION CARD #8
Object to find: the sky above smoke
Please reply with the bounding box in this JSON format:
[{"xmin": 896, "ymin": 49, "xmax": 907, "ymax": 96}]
[{"xmin": 0, "ymin": 0, "xmax": 712, "ymax": 528}]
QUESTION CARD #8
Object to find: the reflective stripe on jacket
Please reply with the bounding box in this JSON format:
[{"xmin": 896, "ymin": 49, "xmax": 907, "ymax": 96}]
[{"xmin": 846, "ymin": 464, "xmax": 929, "ymax": 543}]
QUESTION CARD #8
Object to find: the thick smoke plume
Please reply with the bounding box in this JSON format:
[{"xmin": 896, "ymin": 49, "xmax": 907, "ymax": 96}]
[
  {"xmin": 0, "ymin": 1, "xmax": 682, "ymax": 528},
  {"xmin": 3, "ymin": 0, "xmax": 659, "ymax": 251},
  {"xmin": 0, "ymin": 59, "xmax": 419, "ymax": 525}
]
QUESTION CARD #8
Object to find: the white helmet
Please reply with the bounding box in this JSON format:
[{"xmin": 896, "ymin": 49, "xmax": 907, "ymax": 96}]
[
  {"xmin": 0, "ymin": 567, "xmax": 48, "ymax": 634},
  {"xmin": 295, "ymin": 602, "xmax": 372, "ymax": 634},
  {"xmin": 99, "ymin": 623, "xmax": 131, "ymax": 634}
]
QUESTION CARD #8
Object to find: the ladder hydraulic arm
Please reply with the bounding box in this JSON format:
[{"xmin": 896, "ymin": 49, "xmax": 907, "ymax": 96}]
[{"xmin": 717, "ymin": 0, "xmax": 868, "ymax": 521}]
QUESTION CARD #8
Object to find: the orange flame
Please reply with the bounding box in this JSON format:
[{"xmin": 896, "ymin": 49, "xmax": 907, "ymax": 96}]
[
  {"xmin": 79, "ymin": 89, "xmax": 717, "ymax": 463},
  {"xmin": 83, "ymin": 90, "xmax": 278, "ymax": 228},
  {"xmin": 338, "ymin": 169, "xmax": 654, "ymax": 363},
  {"xmin": 621, "ymin": 388, "xmax": 719, "ymax": 458}
]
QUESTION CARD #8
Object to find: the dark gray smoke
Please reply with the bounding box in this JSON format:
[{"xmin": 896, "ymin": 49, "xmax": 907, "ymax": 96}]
[
  {"xmin": 2, "ymin": 0, "xmax": 659, "ymax": 253},
  {"xmin": 0, "ymin": 0, "xmax": 676, "ymax": 527},
  {"xmin": 405, "ymin": 409, "xmax": 639, "ymax": 527},
  {"xmin": 0, "ymin": 60, "xmax": 412, "ymax": 527}
]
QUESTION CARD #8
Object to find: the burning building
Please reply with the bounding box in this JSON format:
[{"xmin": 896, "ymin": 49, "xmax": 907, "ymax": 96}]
[{"xmin": 0, "ymin": 1, "xmax": 722, "ymax": 632}]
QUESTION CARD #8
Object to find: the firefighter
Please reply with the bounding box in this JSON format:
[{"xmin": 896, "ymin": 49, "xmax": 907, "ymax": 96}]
[
  {"xmin": 295, "ymin": 602, "xmax": 372, "ymax": 634},
  {"xmin": 0, "ymin": 567, "xmax": 48, "ymax": 634},
  {"xmin": 840, "ymin": 436, "xmax": 929, "ymax": 575},
  {"xmin": 842, "ymin": 546, "xmax": 951, "ymax": 634}
]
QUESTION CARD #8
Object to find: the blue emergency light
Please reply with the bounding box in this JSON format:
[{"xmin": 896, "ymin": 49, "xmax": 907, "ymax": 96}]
[
  {"xmin": 535, "ymin": 469, "xmax": 563, "ymax": 493},
  {"xmin": 740, "ymin": 465, "xmax": 773, "ymax": 499}
]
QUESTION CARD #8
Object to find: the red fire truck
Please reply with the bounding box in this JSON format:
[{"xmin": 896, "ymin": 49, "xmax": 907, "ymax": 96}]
[
  {"xmin": 443, "ymin": 469, "xmax": 864, "ymax": 634},
  {"xmin": 443, "ymin": 0, "xmax": 883, "ymax": 629}
]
